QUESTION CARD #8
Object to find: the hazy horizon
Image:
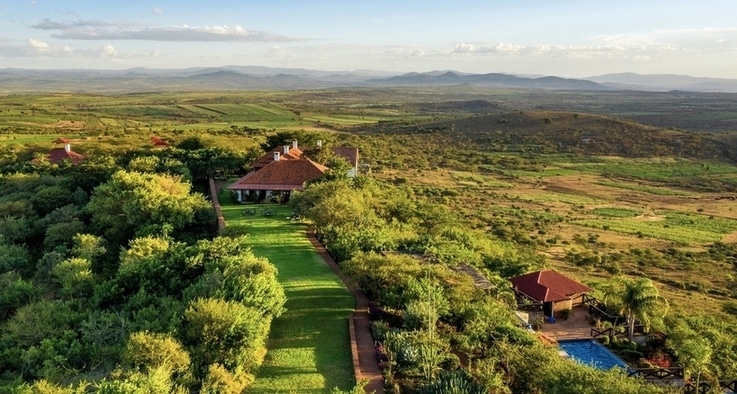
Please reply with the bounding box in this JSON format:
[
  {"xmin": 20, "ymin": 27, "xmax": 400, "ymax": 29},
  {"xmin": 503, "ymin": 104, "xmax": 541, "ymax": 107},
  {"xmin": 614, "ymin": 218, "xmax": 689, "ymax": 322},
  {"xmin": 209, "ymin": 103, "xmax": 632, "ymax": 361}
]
[{"xmin": 1, "ymin": 1, "xmax": 736, "ymax": 79}]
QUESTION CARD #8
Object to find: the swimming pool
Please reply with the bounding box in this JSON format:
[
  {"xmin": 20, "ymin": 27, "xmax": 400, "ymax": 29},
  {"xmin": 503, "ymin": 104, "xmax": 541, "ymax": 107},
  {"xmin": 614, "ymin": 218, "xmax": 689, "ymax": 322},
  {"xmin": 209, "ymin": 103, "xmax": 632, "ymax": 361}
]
[{"xmin": 558, "ymin": 339, "xmax": 630, "ymax": 371}]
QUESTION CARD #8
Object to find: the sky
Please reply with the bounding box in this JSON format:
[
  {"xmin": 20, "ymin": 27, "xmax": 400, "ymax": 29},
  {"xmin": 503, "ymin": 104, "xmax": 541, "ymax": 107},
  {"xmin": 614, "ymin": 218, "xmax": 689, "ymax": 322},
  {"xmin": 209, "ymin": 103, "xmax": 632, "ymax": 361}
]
[{"xmin": 1, "ymin": 0, "xmax": 736, "ymax": 78}]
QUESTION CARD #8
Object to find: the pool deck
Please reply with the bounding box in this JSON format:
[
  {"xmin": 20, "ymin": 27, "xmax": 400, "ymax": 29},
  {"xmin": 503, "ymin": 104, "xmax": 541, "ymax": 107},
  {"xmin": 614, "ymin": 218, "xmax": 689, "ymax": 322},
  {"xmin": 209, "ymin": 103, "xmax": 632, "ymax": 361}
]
[{"xmin": 541, "ymin": 305, "xmax": 595, "ymax": 340}]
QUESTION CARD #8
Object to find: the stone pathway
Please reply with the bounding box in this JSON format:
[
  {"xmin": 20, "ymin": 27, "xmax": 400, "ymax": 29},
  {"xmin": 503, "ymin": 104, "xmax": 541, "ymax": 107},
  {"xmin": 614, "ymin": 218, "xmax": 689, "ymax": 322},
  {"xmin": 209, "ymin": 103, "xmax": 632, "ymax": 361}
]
[{"xmin": 307, "ymin": 231, "xmax": 384, "ymax": 394}]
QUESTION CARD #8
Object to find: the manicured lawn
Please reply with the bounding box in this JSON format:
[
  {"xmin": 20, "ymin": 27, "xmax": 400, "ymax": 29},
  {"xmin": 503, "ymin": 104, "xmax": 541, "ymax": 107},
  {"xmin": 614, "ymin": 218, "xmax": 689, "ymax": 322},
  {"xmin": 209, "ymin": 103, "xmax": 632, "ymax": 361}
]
[{"xmin": 218, "ymin": 197, "xmax": 356, "ymax": 393}]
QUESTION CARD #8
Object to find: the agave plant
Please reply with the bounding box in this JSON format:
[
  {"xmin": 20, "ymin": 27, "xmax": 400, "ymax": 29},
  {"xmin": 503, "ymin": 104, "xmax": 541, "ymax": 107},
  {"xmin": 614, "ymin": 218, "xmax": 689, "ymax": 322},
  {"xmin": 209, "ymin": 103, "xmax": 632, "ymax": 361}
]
[{"xmin": 422, "ymin": 371, "xmax": 486, "ymax": 394}]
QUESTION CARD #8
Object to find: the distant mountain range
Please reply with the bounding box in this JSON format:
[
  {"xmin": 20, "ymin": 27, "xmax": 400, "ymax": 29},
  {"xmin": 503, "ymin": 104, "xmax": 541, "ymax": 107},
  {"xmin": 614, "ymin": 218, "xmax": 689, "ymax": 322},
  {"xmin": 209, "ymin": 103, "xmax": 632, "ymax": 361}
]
[
  {"xmin": 586, "ymin": 72, "xmax": 737, "ymax": 93},
  {"xmin": 1, "ymin": 66, "xmax": 736, "ymax": 93}
]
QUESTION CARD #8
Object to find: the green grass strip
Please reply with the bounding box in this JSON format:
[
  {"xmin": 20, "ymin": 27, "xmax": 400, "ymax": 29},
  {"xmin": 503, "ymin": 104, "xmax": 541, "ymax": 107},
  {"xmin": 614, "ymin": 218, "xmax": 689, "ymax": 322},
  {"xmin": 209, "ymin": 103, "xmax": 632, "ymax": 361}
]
[{"xmin": 218, "ymin": 197, "xmax": 356, "ymax": 393}]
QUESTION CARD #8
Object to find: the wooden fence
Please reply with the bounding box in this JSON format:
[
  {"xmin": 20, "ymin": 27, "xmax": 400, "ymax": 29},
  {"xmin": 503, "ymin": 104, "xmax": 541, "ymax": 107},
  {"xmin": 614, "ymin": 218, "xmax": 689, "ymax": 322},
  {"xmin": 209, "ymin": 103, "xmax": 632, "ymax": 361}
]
[
  {"xmin": 628, "ymin": 367, "xmax": 684, "ymax": 380},
  {"xmin": 582, "ymin": 293, "xmax": 622, "ymax": 324},
  {"xmin": 683, "ymin": 379, "xmax": 737, "ymax": 394},
  {"xmin": 590, "ymin": 325, "xmax": 645, "ymax": 339}
]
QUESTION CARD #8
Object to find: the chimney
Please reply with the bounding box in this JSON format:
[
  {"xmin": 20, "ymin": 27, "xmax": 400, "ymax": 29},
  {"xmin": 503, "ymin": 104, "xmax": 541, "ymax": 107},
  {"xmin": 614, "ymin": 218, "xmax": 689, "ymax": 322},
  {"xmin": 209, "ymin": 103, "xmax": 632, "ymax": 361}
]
[
  {"xmin": 64, "ymin": 143, "xmax": 71, "ymax": 153},
  {"xmin": 317, "ymin": 140, "xmax": 323, "ymax": 148},
  {"xmin": 273, "ymin": 151, "xmax": 280, "ymax": 161},
  {"xmin": 292, "ymin": 140, "xmax": 298, "ymax": 150},
  {"xmin": 283, "ymin": 145, "xmax": 290, "ymax": 154}
]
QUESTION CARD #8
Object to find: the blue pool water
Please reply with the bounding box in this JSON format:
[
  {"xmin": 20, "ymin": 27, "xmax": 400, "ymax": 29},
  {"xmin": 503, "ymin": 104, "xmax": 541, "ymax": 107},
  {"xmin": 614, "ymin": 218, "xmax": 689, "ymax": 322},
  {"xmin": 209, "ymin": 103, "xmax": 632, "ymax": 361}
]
[{"xmin": 558, "ymin": 339, "xmax": 630, "ymax": 371}]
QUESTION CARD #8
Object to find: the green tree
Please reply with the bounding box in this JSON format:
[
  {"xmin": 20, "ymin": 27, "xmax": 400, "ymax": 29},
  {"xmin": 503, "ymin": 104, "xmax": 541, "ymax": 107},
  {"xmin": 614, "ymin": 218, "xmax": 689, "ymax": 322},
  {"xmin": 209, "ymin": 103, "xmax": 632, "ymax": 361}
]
[
  {"xmin": 57, "ymin": 154, "xmax": 119, "ymax": 194},
  {"xmin": 71, "ymin": 233, "xmax": 107, "ymax": 261},
  {"xmin": 43, "ymin": 220, "xmax": 85, "ymax": 252},
  {"xmin": 128, "ymin": 156, "xmax": 161, "ymax": 173},
  {"xmin": 600, "ymin": 277, "xmax": 668, "ymax": 342},
  {"xmin": 114, "ymin": 236, "xmax": 191, "ymax": 299},
  {"xmin": 0, "ymin": 216, "xmax": 34, "ymax": 244},
  {"xmin": 94, "ymin": 366, "xmax": 188, "ymax": 394},
  {"xmin": 0, "ymin": 271, "xmax": 38, "ymax": 321},
  {"xmin": 121, "ymin": 331, "xmax": 191, "ymax": 383},
  {"xmin": 199, "ymin": 363, "xmax": 253, "ymax": 394},
  {"xmin": 86, "ymin": 170, "xmax": 212, "ymax": 246},
  {"xmin": 185, "ymin": 236, "xmax": 286, "ymax": 319},
  {"xmin": 51, "ymin": 258, "xmax": 95, "ymax": 299},
  {"xmin": 674, "ymin": 337, "xmax": 712, "ymax": 391},
  {"xmin": 0, "ymin": 242, "xmax": 33, "ymax": 278},
  {"xmin": 32, "ymin": 184, "xmax": 77, "ymax": 216},
  {"xmin": 181, "ymin": 298, "xmax": 269, "ymax": 377}
]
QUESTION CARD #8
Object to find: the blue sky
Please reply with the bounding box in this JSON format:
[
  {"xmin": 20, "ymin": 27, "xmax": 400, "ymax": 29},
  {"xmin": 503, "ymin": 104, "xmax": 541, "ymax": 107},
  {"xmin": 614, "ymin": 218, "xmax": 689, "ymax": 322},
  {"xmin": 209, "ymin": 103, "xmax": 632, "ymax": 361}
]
[{"xmin": 1, "ymin": 0, "xmax": 736, "ymax": 78}]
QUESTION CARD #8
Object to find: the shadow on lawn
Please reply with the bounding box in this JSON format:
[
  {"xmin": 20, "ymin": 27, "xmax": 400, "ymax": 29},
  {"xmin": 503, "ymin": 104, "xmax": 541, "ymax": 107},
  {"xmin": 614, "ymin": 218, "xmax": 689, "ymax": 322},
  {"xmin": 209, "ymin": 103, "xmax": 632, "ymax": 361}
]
[{"xmin": 252, "ymin": 279, "xmax": 355, "ymax": 392}]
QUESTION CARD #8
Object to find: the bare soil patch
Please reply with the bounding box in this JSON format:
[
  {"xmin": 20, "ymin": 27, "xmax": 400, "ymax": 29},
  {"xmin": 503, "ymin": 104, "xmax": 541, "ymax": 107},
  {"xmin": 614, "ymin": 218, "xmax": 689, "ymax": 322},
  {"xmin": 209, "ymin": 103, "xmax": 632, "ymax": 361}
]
[{"xmin": 49, "ymin": 120, "xmax": 86, "ymax": 130}]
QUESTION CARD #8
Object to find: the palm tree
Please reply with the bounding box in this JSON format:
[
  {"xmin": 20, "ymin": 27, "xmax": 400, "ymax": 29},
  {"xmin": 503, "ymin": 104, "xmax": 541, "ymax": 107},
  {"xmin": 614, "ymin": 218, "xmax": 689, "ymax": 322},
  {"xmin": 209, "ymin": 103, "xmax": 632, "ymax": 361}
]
[{"xmin": 600, "ymin": 276, "xmax": 668, "ymax": 342}]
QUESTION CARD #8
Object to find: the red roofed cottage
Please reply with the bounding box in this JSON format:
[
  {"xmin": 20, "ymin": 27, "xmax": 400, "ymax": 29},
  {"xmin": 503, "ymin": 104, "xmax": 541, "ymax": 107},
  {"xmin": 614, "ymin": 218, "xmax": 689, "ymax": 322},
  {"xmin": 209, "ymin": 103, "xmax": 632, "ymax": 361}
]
[
  {"xmin": 227, "ymin": 140, "xmax": 358, "ymax": 202},
  {"xmin": 509, "ymin": 270, "xmax": 591, "ymax": 318},
  {"xmin": 228, "ymin": 150, "xmax": 327, "ymax": 202},
  {"xmin": 47, "ymin": 138, "xmax": 84, "ymax": 165}
]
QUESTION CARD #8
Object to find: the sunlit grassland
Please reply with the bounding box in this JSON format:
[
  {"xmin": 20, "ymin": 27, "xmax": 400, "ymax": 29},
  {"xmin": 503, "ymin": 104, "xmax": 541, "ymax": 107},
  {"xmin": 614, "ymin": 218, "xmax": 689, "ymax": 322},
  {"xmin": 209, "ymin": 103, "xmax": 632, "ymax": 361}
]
[
  {"xmin": 589, "ymin": 207, "xmax": 641, "ymax": 217},
  {"xmin": 450, "ymin": 171, "xmax": 515, "ymax": 188},
  {"xmin": 597, "ymin": 157, "xmax": 737, "ymax": 181},
  {"xmin": 477, "ymin": 156, "xmax": 737, "ymax": 187},
  {"xmin": 595, "ymin": 179, "xmax": 696, "ymax": 197},
  {"xmin": 217, "ymin": 193, "xmax": 355, "ymax": 393},
  {"xmin": 0, "ymin": 134, "xmax": 74, "ymax": 145},
  {"xmin": 486, "ymin": 205, "xmax": 563, "ymax": 222},
  {"xmin": 573, "ymin": 210, "xmax": 737, "ymax": 244},
  {"xmin": 502, "ymin": 188, "xmax": 605, "ymax": 206}
]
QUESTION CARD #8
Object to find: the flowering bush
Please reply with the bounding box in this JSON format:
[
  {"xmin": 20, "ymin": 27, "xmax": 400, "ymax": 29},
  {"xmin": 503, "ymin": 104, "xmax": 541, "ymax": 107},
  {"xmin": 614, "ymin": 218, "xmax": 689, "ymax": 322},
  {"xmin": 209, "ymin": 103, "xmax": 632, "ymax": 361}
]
[{"xmin": 639, "ymin": 352, "xmax": 672, "ymax": 369}]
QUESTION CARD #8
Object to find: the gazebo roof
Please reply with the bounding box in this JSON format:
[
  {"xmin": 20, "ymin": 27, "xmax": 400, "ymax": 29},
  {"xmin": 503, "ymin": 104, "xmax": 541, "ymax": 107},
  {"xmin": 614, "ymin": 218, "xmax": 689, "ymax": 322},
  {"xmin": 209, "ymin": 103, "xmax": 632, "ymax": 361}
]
[{"xmin": 509, "ymin": 270, "xmax": 591, "ymax": 303}]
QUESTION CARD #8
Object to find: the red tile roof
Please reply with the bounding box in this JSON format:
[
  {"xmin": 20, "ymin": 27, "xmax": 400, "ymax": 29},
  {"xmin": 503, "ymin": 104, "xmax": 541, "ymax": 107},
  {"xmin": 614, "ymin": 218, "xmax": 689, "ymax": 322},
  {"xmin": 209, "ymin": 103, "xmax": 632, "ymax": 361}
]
[
  {"xmin": 228, "ymin": 158, "xmax": 327, "ymax": 191},
  {"xmin": 509, "ymin": 270, "xmax": 591, "ymax": 302},
  {"xmin": 332, "ymin": 146, "xmax": 359, "ymax": 168},
  {"xmin": 252, "ymin": 146, "xmax": 304, "ymax": 170},
  {"xmin": 48, "ymin": 147, "xmax": 84, "ymax": 164},
  {"xmin": 151, "ymin": 136, "xmax": 170, "ymax": 147},
  {"xmin": 53, "ymin": 138, "xmax": 70, "ymax": 144}
]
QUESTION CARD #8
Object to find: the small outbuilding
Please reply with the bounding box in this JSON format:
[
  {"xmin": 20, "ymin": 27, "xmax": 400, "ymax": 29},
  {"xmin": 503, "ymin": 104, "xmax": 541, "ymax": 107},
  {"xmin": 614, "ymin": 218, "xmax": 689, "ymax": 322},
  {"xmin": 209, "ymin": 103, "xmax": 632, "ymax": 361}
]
[
  {"xmin": 509, "ymin": 270, "xmax": 591, "ymax": 319},
  {"xmin": 47, "ymin": 138, "xmax": 84, "ymax": 165}
]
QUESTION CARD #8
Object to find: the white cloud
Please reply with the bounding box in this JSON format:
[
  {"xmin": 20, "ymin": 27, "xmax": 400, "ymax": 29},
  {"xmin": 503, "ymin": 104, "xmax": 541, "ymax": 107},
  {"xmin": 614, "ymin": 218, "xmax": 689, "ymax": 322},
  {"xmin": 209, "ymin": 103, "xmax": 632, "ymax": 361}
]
[
  {"xmin": 28, "ymin": 38, "xmax": 49, "ymax": 49},
  {"xmin": 100, "ymin": 44, "xmax": 117, "ymax": 57},
  {"xmin": 442, "ymin": 27, "xmax": 737, "ymax": 63},
  {"xmin": 152, "ymin": 8, "xmax": 163, "ymax": 15},
  {"xmin": 31, "ymin": 18, "xmax": 297, "ymax": 42},
  {"xmin": 453, "ymin": 43, "xmax": 474, "ymax": 53},
  {"xmin": 32, "ymin": 19, "xmax": 114, "ymax": 30},
  {"xmin": 408, "ymin": 49, "xmax": 424, "ymax": 57},
  {"xmin": 0, "ymin": 38, "xmax": 123, "ymax": 60},
  {"xmin": 23, "ymin": 38, "xmax": 73, "ymax": 56}
]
